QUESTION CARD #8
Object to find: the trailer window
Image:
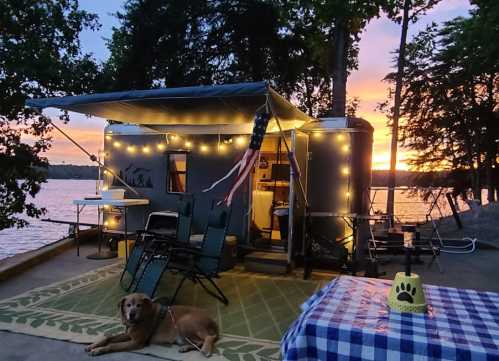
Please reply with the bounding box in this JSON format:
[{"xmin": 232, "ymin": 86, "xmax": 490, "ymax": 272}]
[{"xmin": 167, "ymin": 153, "xmax": 187, "ymax": 193}]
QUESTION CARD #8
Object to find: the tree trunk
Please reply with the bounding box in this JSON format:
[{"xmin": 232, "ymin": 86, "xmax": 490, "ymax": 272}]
[
  {"xmin": 330, "ymin": 21, "xmax": 348, "ymax": 117},
  {"xmin": 486, "ymin": 151, "xmax": 495, "ymax": 202},
  {"xmin": 386, "ymin": 0, "xmax": 410, "ymax": 216}
]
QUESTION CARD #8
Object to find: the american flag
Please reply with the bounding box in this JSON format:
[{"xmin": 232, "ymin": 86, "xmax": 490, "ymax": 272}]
[{"xmin": 203, "ymin": 112, "xmax": 271, "ymax": 206}]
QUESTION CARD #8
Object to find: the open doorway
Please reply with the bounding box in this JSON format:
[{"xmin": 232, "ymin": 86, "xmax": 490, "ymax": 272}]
[{"xmin": 250, "ymin": 134, "xmax": 291, "ymax": 251}]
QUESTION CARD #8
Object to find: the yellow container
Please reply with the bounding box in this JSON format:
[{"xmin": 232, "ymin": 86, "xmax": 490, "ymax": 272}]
[
  {"xmin": 118, "ymin": 239, "xmax": 135, "ymax": 259},
  {"xmin": 388, "ymin": 272, "xmax": 427, "ymax": 313}
]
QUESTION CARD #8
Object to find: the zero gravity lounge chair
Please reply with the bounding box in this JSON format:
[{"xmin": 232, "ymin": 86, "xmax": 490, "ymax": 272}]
[
  {"xmin": 119, "ymin": 195, "xmax": 194, "ymax": 291},
  {"xmin": 134, "ymin": 204, "xmax": 231, "ymax": 305}
]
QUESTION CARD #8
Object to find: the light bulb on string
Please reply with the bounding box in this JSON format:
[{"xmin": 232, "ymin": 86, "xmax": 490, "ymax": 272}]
[
  {"xmin": 218, "ymin": 143, "xmax": 226, "ymax": 153},
  {"xmin": 113, "ymin": 141, "xmax": 121, "ymax": 148},
  {"xmin": 235, "ymin": 136, "xmax": 246, "ymax": 146},
  {"xmin": 142, "ymin": 146, "xmax": 150, "ymax": 154}
]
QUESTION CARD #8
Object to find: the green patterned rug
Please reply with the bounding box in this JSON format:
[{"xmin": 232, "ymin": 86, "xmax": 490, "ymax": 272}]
[{"xmin": 0, "ymin": 263, "xmax": 323, "ymax": 361}]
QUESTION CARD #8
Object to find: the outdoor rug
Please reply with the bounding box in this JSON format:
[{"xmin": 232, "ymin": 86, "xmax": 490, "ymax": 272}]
[{"xmin": 0, "ymin": 263, "xmax": 324, "ymax": 361}]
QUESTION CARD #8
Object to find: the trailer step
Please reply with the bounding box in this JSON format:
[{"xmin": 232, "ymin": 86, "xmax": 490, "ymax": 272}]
[{"xmin": 244, "ymin": 251, "xmax": 289, "ymax": 275}]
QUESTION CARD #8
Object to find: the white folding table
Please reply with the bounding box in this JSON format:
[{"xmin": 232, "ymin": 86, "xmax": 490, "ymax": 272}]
[{"xmin": 73, "ymin": 198, "xmax": 149, "ymax": 259}]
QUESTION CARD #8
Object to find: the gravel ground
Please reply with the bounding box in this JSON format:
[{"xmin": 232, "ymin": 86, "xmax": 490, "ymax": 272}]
[{"xmin": 419, "ymin": 202, "xmax": 499, "ymax": 247}]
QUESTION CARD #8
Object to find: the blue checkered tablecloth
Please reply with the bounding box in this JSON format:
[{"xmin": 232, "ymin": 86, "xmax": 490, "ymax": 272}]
[{"xmin": 282, "ymin": 276, "xmax": 499, "ymax": 361}]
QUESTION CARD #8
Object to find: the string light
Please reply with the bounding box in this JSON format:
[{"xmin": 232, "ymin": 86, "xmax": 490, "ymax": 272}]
[
  {"xmin": 157, "ymin": 143, "xmax": 166, "ymax": 151},
  {"xmin": 200, "ymin": 144, "xmax": 209, "ymax": 153},
  {"xmin": 218, "ymin": 143, "xmax": 227, "ymax": 153},
  {"xmin": 235, "ymin": 136, "xmax": 246, "ymax": 146},
  {"xmin": 113, "ymin": 141, "xmax": 121, "ymax": 148},
  {"xmin": 127, "ymin": 145, "xmax": 136, "ymax": 153},
  {"xmin": 105, "ymin": 135, "xmax": 112, "ymax": 141},
  {"xmin": 313, "ymin": 132, "xmax": 323, "ymax": 139},
  {"xmin": 142, "ymin": 146, "xmax": 150, "ymax": 154},
  {"xmin": 103, "ymin": 221, "xmax": 109, "ymax": 226},
  {"xmin": 341, "ymin": 167, "xmax": 350, "ymax": 175},
  {"xmin": 170, "ymin": 134, "xmax": 179, "ymax": 143},
  {"xmin": 345, "ymin": 191, "xmax": 350, "ymax": 198},
  {"xmin": 336, "ymin": 134, "xmax": 345, "ymax": 142},
  {"xmin": 342, "ymin": 144, "xmax": 350, "ymax": 153},
  {"xmin": 184, "ymin": 141, "xmax": 192, "ymax": 149}
]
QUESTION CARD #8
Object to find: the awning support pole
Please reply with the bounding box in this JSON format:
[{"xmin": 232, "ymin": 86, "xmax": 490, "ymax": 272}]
[
  {"xmin": 49, "ymin": 120, "xmax": 140, "ymax": 196},
  {"xmin": 266, "ymin": 99, "xmax": 309, "ymax": 209}
]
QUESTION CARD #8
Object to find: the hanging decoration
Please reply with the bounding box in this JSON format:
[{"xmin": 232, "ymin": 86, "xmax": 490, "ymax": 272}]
[{"xmin": 202, "ymin": 112, "xmax": 271, "ymax": 205}]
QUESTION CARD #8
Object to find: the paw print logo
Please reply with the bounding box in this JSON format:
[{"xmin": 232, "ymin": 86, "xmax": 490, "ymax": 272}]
[{"xmin": 395, "ymin": 282, "xmax": 416, "ymax": 304}]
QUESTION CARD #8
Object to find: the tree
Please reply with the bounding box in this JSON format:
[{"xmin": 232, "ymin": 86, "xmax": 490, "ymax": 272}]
[
  {"xmin": 383, "ymin": 0, "xmax": 498, "ymax": 203},
  {"xmin": 0, "ymin": 0, "xmax": 99, "ymax": 229},
  {"xmin": 105, "ymin": 0, "xmax": 393, "ymax": 119},
  {"xmin": 313, "ymin": 0, "xmax": 395, "ymax": 117},
  {"xmin": 384, "ymin": 0, "xmax": 441, "ymax": 216},
  {"xmin": 104, "ymin": 0, "xmax": 213, "ymax": 90}
]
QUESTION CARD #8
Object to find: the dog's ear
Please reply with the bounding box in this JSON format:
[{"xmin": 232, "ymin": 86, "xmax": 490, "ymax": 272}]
[{"xmin": 118, "ymin": 296, "xmax": 127, "ymax": 323}]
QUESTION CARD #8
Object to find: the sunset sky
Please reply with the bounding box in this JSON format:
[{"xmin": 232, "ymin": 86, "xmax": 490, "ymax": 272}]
[{"xmin": 43, "ymin": 0, "xmax": 472, "ymax": 169}]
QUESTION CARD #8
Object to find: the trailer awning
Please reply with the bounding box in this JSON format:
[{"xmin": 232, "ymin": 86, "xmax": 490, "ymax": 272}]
[{"xmin": 26, "ymin": 81, "xmax": 314, "ymax": 130}]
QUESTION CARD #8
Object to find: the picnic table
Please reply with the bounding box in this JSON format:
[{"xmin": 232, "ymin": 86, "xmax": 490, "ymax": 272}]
[{"xmin": 282, "ymin": 276, "xmax": 499, "ymax": 361}]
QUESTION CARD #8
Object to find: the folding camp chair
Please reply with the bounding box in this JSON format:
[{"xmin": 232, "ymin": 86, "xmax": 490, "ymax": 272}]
[
  {"xmin": 119, "ymin": 194, "xmax": 194, "ymax": 291},
  {"xmin": 134, "ymin": 204, "xmax": 231, "ymax": 305}
]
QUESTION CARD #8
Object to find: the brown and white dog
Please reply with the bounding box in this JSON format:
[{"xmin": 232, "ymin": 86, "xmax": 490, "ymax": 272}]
[{"xmin": 85, "ymin": 293, "xmax": 219, "ymax": 357}]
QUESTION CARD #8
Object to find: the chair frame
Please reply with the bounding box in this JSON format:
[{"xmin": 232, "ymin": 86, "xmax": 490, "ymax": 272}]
[
  {"xmin": 119, "ymin": 194, "xmax": 194, "ymax": 291},
  {"xmin": 133, "ymin": 203, "xmax": 231, "ymax": 305}
]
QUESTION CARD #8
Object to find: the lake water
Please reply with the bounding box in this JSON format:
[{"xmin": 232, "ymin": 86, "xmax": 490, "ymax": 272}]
[
  {"xmin": 0, "ymin": 180, "xmax": 99, "ymax": 260},
  {"xmin": 0, "ymin": 179, "xmax": 483, "ymax": 261}
]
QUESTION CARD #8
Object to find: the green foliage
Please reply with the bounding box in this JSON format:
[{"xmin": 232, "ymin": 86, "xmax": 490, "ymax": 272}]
[
  {"xmin": 104, "ymin": 0, "xmax": 393, "ymax": 117},
  {"xmin": 0, "ymin": 0, "xmax": 99, "ymax": 229},
  {"xmin": 382, "ymin": 0, "xmax": 498, "ymax": 197}
]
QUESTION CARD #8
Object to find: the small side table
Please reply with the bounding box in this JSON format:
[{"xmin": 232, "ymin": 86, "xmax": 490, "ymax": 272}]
[{"xmin": 73, "ymin": 198, "xmax": 149, "ymax": 260}]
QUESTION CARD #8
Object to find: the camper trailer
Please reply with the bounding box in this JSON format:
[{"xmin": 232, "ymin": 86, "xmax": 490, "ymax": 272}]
[{"xmin": 27, "ymin": 82, "xmax": 373, "ymax": 274}]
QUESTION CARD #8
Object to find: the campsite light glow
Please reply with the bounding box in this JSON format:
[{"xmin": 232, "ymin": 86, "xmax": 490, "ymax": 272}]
[
  {"xmin": 142, "ymin": 146, "xmax": 150, "ymax": 154},
  {"xmin": 336, "ymin": 134, "xmax": 345, "ymax": 142},
  {"xmin": 342, "ymin": 144, "xmax": 350, "ymax": 153},
  {"xmin": 235, "ymin": 136, "xmax": 246, "ymax": 146},
  {"xmin": 342, "ymin": 167, "xmax": 350, "ymax": 176},
  {"xmin": 157, "ymin": 143, "xmax": 166, "ymax": 151},
  {"xmin": 127, "ymin": 145, "xmax": 136, "ymax": 153},
  {"xmin": 105, "ymin": 135, "xmax": 112, "ymax": 141},
  {"xmin": 185, "ymin": 140, "xmax": 192, "ymax": 149},
  {"xmin": 113, "ymin": 141, "xmax": 121, "ymax": 148},
  {"xmin": 313, "ymin": 132, "xmax": 323, "ymax": 139},
  {"xmin": 200, "ymin": 144, "xmax": 209, "ymax": 153},
  {"xmin": 218, "ymin": 143, "xmax": 227, "ymax": 153}
]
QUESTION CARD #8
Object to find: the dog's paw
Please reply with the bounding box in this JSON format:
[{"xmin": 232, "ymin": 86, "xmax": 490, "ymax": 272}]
[
  {"xmin": 88, "ymin": 347, "xmax": 105, "ymax": 356},
  {"xmin": 179, "ymin": 345, "xmax": 194, "ymax": 353},
  {"xmin": 202, "ymin": 350, "xmax": 212, "ymax": 358},
  {"xmin": 85, "ymin": 344, "xmax": 96, "ymax": 353}
]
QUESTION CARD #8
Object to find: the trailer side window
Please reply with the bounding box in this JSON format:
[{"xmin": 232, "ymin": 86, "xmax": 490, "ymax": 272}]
[{"xmin": 167, "ymin": 152, "xmax": 187, "ymax": 193}]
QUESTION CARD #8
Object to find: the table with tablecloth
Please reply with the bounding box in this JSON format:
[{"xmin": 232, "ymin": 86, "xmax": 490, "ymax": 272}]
[{"xmin": 282, "ymin": 276, "xmax": 499, "ymax": 361}]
